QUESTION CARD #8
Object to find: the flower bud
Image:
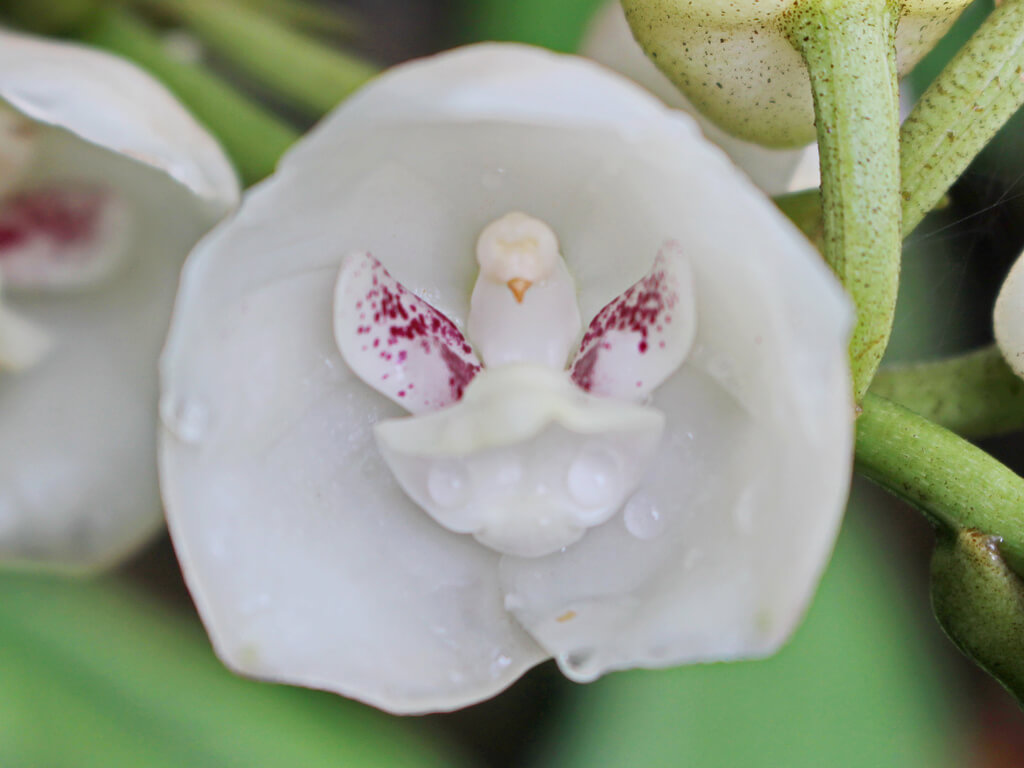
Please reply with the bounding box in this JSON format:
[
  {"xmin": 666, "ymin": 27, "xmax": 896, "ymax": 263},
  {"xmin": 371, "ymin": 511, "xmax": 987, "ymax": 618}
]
[{"xmin": 620, "ymin": 0, "xmax": 970, "ymax": 147}]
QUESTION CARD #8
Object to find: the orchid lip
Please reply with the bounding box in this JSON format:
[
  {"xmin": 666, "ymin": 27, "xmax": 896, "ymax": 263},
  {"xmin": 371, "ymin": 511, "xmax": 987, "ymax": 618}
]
[{"xmin": 333, "ymin": 212, "xmax": 697, "ymax": 556}]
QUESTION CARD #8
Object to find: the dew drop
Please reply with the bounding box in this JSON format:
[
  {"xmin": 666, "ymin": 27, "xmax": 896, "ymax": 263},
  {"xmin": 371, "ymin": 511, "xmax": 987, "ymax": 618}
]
[
  {"xmin": 623, "ymin": 491, "xmax": 665, "ymax": 540},
  {"xmin": 427, "ymin": 461, "xmax": 470, "ymax": 508},
  {"xmin": 159, "ymin": 394, "xmax": 210, "ymax": 445},
  {"xmin": 490, "ymin": 653, "xmax": 513, "ymax": 678},
  {"xmin": 493, "ymin": 458, "xmax": 523, "ymax": 487},
  {"xmin": 567, "ymin": 447, "xmax": 620, "ymax": 508},
  {"xmin": 480, "ymin": 167, "xmax": 507, "ymax": 190},
  {"xmin": 559, "ymin": 648, "xmax": 600, "ymax": 681}
]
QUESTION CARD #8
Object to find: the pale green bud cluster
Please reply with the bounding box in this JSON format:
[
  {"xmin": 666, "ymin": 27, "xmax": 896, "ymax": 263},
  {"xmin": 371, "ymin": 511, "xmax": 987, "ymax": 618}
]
[{"xmin": 621, "ymin": 0, "xmax": 971, "ymax": 147}]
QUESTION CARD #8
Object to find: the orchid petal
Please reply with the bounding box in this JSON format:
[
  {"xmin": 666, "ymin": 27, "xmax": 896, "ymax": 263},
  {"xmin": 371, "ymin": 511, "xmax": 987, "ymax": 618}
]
[
  {"xmin": 570, "ymin": 242, "xmax": 696, "ymax": 400},
  {"xmin": 0, "ymin": 273, "xmax": 50, "ymax": 371},
  {"xmin": 0, "ymin": 28, "xmax": 238, "ymax": 215},
  {"xmin": 994, "ymin": 250, "xmax": 1024, "ymax": 379},
  {"xmin": 161, "ymin": 266, "xmax": 545, "ymax": 715},
  {"xmin": 0, "ymin": 139, "xmax": 220, "ymax": 569},
  {"xmin": 0, "ymin": 36, "xmax": 240, "ymax": 571},
  {"xmin": 160, "ymin": 43, "xmax": 855, "ymax": 713},
  {"xmin": 0, "ymin": 184, "xmax": 133, "ymax": 292},
  {"xmin": 334, "ymin": 251, "xmax": 480, "ymax": 414}
]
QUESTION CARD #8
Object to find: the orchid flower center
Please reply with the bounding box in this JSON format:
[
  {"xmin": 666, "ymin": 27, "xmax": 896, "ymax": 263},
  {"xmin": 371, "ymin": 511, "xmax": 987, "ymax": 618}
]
[
  {"xmin": 333, "ymin": 212, "xmax": 697, "ymax": 557},
  {"xmin": 0, "ymin": 102, "xmax": 135, "ymax": 372}
]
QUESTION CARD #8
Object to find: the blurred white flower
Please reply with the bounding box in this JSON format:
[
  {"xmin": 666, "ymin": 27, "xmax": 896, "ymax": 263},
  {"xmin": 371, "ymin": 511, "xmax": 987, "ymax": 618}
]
[
  {"xmin": 160, "ymin": 44, "xmax": 854, "ymax": 714},
  {"xmin": 994, "ymin": 250, "xmax": 1024, "ymax": 378},
  {"xmin": 0, "ymin": 30, "xmax": 238, "ymax": 570},
  {"xmin": 581, "ymin": 1, "xmax": 819, "ymax": 195}
]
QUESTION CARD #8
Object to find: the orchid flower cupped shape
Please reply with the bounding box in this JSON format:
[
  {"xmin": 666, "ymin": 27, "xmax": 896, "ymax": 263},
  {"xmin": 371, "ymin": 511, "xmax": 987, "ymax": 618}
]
[
  {"xmin": 160, "ymin": 44, "xmax": 855, "ymax": 714},
  {"xmin": 0, "ymin": 30, "xmax": 238, "ymax": 570}
]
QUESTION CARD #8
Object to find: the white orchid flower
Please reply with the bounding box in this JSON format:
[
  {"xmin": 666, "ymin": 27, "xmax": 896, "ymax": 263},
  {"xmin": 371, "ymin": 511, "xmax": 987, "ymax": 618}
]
[
  {"xmin": 0, "ymin": 30, "xmax": 239, "ymax": 570},
  {"xmin": 160, "ymin": 43, "xmax": 855, "ymax": 714},
  {"xmin": 581, "ymin": 1, "xmax": 819, "ymax": 195}
]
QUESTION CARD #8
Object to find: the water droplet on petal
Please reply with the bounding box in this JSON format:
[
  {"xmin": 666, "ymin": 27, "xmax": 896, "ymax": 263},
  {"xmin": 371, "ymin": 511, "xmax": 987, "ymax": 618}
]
[
  {"xmin": 427, "ymin": 461, "xmax": 470, "ymax": 508},
  {"xmin": 494, "ymin": 458, "xmax": 523, "ymax": 487},
  {"xmin": 480, "ymin": 167, "xmax": 506, "ymax": 190},
  {"xmin": 559, "ymin": 648, "xmax": 600, "ymax": 681},
  {"xmin": 160, "ymin": 394, "xmax": 210, "ymax": 445},
  {"xmin": 490, "ymin": 653, "xmax": 513, "ymax": 678},
  {"xmin": 623, "ymin": 491, "xmax": 664, "ymax": 540},
  {"xmin": 504, "ymin": 593, "xmax": 524, "ymax": 611},
  {"xmin": 567, "ymin": 447, "xmax": 620, "ymax": 507}
]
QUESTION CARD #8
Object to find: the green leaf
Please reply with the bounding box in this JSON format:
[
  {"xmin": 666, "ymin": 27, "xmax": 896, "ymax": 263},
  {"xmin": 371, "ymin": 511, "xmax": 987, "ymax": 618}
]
[
  {"xmin": 0, "ymin": 572, "xmax": 467, "ymax": 768},
  {"xmin": 453, "ymin": 0, "xmax": 607, "ymax": 52},
  {"xmin": 530, "ymin": 507, "xmax": 963, "ymax": 768}
]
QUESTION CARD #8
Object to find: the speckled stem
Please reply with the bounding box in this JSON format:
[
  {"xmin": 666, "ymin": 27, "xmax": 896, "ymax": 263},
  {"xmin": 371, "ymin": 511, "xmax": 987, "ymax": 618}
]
[
  {"xmin": 931, "ymin": 528, "xmax": 1024, "ymax": 707},
  {"xmin": 870, "ymin": 345, "xmax": 1024, "ymax": 439},
  {"xmin": 855, "ymin": 394, "xmax": 1024, "ymax": 577},
  {"xmin": 786, "ymin": 0, "xmax": 902, "ymax": 403},
  {"xmin": 901, "ymin": 0, "xmax": 1024, "ymax": 237},
  {"xmin": 137, "ymin": 0, "xmax": 378, "ymax": 115}
]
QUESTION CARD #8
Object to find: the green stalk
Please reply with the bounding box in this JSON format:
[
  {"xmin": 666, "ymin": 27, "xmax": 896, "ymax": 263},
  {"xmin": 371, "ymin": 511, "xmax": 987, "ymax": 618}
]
[
  {"xmin": 870, "ymin": 345, "xmax": 1024, "ymax": 438},
  {"xmin": 786, "ymin": 0, "xmax": 902, "ymax": 402},
  {"xmin": 142, "ymin": 0, "xmax": 378, "ymax": 115},
  {"xmin": 930, "ymin": 528, "xmax": 1024, "ymax": 707},
  {"xmin": 901, "ymin": 0, "xmax": 1024, "ymax": 237},
  {"xmin": 855, "ymin": 393, "xmax": 1024, "ymax": 576},
  {"xmin": 79, "ymin": 7, "xmax": 299, "ymax": 184}
]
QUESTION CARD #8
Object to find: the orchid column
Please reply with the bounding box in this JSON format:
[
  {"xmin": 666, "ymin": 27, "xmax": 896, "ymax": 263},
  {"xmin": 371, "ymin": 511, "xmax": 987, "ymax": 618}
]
[{"xmin": 620, "ymin": 0, "xmax": 970, "ymax": 399}]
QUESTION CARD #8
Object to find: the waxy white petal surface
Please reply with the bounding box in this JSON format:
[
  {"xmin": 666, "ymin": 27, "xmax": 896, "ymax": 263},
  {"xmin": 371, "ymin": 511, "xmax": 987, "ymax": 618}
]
[
  {"xmin": 334, "ymin": 252, "xmax": 480, "ymax": 414},
  {"xmin": 570, "ymin": 243, "xmax": 695, "ymax": 400},
  {"xmin": 160, "ymin": 44, "xmax": 855, "ymax": 713},
  {"xmin": 995, "ymin": 250, "xmax": 1024, "ymax": 379},
  {"xmin": 0, "ymin": 33, "xmax": 239, "ymax": 570},
  {"xmin": 0, "ymin": 29, "xmax": 238, "ymax": 213}
]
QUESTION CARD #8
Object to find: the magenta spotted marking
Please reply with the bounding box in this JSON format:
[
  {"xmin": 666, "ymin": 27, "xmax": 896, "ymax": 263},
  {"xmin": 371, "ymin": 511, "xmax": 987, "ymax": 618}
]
[
  {"xmin": 570, "ymin": 250, "xmax": 680, "ymax": 392},
  {"xmin": 335, "ymin": 253, "xmax": 482, "ymax": 414},
  {"xmin": 0, "ymin": 186, "xmax": 107, "ymax": 255}
]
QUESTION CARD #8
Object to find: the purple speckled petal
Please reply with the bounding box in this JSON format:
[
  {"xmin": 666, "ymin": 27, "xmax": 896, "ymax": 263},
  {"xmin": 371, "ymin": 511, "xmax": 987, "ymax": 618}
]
[
  {"xmin": 570, "ymin": 242, "xmax": 696, "ymax": 400},
  {"xmin": 334, "ymin": 251, "xmax": 481, "ymax": 414}
]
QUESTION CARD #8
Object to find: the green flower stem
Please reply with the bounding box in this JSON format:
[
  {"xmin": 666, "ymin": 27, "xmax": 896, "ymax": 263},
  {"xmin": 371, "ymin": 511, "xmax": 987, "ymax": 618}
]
[
  {"xmin": 139, "ymin": 0, "xmax": 378, "ymax": 115},
  {"xmin": 901, "ymin": 0, "xmax": 1024, "ymax": 237},
  {"xmin": 870, "ymin": 345, "xmax": 1024, "ymax": 438},
  {"xmin": 855, "ymin": 393, "xmax": 1024, "ymax": 576},
  {"xmin": 79, "ymin": 7, "xmax": 299, "ymax": 184},
  {"xmin": 930, "ymin": 528, "xmax": 1024, "ymax": 707},
  {"xmin": 786, "ymin": 0, "xmax": 903, "ymax": 402}
]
